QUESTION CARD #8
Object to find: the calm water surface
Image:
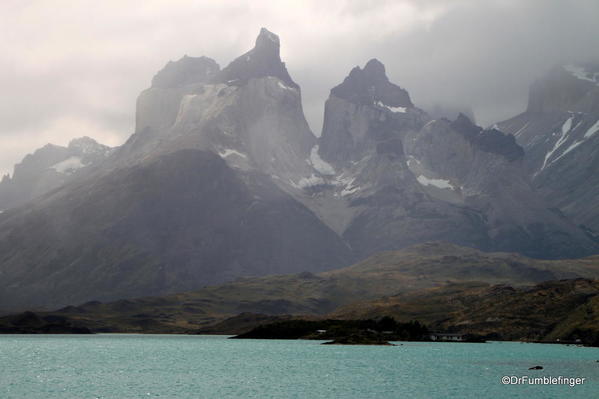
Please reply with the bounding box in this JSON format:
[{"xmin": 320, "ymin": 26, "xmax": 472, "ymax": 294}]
[{"xmin": 1, "ymin": 335, "xmax": 598, "ymax": 398}]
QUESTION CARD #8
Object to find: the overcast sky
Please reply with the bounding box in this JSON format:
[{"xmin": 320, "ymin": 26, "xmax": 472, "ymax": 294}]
[{"xmin": 1, "ymin": 0, "xmax": 598, "ymax": 176}]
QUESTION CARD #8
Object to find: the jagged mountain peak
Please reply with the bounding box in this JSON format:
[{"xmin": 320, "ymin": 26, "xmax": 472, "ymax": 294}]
[
  {"xmin": 318, "ymin": 59, "xmax": 424, "ymax": 166},
  {"xmin": 454, "ymin": 112, "xmax": 475, "ymax": 126},
  {"xmin": 151, "ymin": 55, "xmax": 220, "ymax": 89},
  {"xmin": 216, "ymin": 28, "xmax": 298, "ymax": 88},
  {"xmin": 68, "ymin": 136, "xmax": 96, "ymax": 146},
  {"xmin": 363, "ymin": 58, "xmax": 386, "ymax": 78},
  {"xmin": 330, "ymin": 59, "xmax": 413, "ymax": 108},
  {"xmin": 450, "ymin": 113, "xmax": 480, "ymax": 138},
  {"xmin": 448, "ymin": 114, "xmax": 523, "ymax": 161},
  {"xmin": 476, "ymin": 129, "xmax": 524, "ymax": 162},
  {"xmin": 68, "ymin": 136, "xmax": 107, "ymax": 152},
  {"xmin": 255, "ymin": 27, "xmax": 280, "ymax": 53}
]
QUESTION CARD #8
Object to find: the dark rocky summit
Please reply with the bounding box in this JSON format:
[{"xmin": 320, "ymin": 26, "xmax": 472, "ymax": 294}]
[
  {"xmin": 216, "ymin": 28, "xmax": 298, "ymax": 89},
  {"xmin": 451, "ymin": 113, "xmax": 524, "ymax": 161},
  {"xmin": 330, "ymin": 58, "xmax": 413, "ymax": 107}
]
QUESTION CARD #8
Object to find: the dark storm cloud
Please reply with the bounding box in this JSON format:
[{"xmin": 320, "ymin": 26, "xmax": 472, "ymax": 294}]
[
  {"xmin": 294, "ymin": 0, "xmax": 599, "ymax": 131},
  {"xmin": 1, "ymin": 0, "xmax": 598, "ymax": 175}
]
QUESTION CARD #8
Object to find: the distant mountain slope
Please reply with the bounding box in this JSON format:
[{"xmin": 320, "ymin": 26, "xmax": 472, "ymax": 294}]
[
  {"xmin": 497, "ymin": 64, "xmax": 599, "ymax": 235},
  {"xmin": 11, "ymin": 242, "xmax": 598, "ymax": 332},
  {"xmin": 332, "ymin": 278, "xmax": 599, "ymax": 344},
  {"xmin": 0, "ymin": 149, "xmax": 352, "ymax": 311},
  {"xmin": 0, "ymin": 137, "xmax": 111, "ymax": 210}
]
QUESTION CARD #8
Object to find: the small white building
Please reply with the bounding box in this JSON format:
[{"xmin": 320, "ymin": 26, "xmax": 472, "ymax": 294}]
[{"xmin": 429, "ymin": 333, "xmax": 464, "ymax": 341}]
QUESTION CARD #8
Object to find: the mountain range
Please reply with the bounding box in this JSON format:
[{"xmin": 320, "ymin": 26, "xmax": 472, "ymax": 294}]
[{"xmin": 0, "ymin": 28, "xmax": 598, "ymax": 312}]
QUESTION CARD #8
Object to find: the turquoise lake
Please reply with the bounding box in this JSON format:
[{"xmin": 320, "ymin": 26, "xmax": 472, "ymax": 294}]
[{"xmin": 1, "ymin": 335, "xmax": 598, "ymax": 398}]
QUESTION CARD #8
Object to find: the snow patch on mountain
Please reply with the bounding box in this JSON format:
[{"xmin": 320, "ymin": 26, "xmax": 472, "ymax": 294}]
[
  {"xmin": 309, "ymin": 146, "xmax": 335, "ymax": 175},
  {"xmin": 554, "ymin": 140, "xmax": 584, "ymax": 162},
  {"xmin": 69, "ymin": 138, "xmax": 107, "ymax": 155},
  {"xmin": 548, "ymin": 119, "xmax": 599, "ymax": 165},
  {"xmin": 562, "ymin": 116, "xmax": 573, "ymax": 135},
  {"xmin": 50, "ymin": 156, "xmax": 85, "ymax": 174},
  {"xmin": 218, "ymin": 149, "xmax": 247, "ymax": 159},
  {"xmin": 292, "ymin": 174, "xmax": 325, "ymax": 189},
  {"xmin": 376, "ymin": 101, "xmax": 406, "ymax": 113},
  {"xmin": 564, "ymin": 65, "xmax": 599, "ymax": 85},
  {"xmin": 407, "ymin": 156, "xmax": 421, "ymax": 168},
  {"xmin": 540, "ymin": 116, "xmax": 574, "ymax": 171},
  {"xmin": 340, "ymin": 183, "xmax": 360, "ymax": 196},
  {"xmin": 584, "ymin": 120, "xmax": 599, "ymax": 139},
  {"xmin": 332, "ymin": 173, "xmax": 354, "ymax": 187},
  {"xmin": 277, "ymin": 81, "xmax": 295, "ymax": 91},
  {"xmin": 417, "ymin": 175, "xmax": 455, "ymax": 190}
]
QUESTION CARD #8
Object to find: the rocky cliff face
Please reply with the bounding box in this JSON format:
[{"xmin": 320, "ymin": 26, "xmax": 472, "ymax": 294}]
[
  {"xmin": 0, "ymin": 137, "xmax": 111, "ymax": 210},
  {"xmin": 405, "ymin": 115, "xmax": 593, "ymax": 258},
  {"xmin": 318, "ymin": 58, "xmax": 414, "ymax": 166},
  {"xmin": 117, "ymin": 28, "xmax": 315, "ymax": 186},
  {"xmin": 497, "ymin": 64, "xmax": 599, "ymax": 236},
  {"xmin": 135, "ymin": 55, "xmax": 220, "ymax": 134},
  {"xmin": 307, "ymin": 60, "xmax": 595, "ymax": 259}
]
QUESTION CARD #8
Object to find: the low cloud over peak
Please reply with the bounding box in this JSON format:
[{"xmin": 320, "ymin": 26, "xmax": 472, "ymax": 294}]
[{"xmin": 1, "ymin": 0, "xmax": 598, "ymax": 175}]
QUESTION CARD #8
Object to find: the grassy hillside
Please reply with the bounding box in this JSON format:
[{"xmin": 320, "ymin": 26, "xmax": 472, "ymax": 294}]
[
  {"xmin": 332, "ymin": 279, "xmax": 599, "ymax": 344},
  {"xmin": 3, "ymin": 242, "xmax": 599, "ymax": 334}
]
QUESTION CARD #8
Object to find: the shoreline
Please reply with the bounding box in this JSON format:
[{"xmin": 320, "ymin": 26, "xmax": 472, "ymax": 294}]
[{"xmin": 1, "ymin": 333, "xmax": 596, "ymax": 348}]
